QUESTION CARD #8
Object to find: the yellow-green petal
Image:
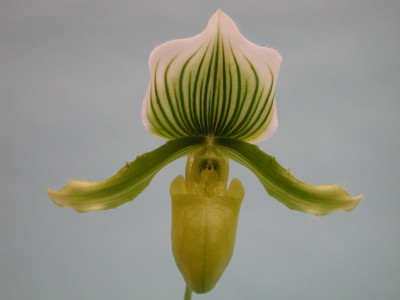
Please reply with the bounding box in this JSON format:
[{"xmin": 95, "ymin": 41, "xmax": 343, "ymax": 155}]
[
  {"xmin": 216, "ymin": 137, "xmax": 362, "ymax": 216},
  {"xmin": 47, "ymin": 137, "xmax": 205, "ymax": 212},
  {"xmin": 142, "ymin": 10, "xmax": 281, "ymax": 143}
]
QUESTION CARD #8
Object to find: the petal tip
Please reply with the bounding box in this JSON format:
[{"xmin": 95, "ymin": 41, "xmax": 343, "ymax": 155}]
[
  {"xmin": 355, "ymin": 194, "xmax": 364, "ymax": 201},
  {"xmin": 206, "ymin": 9, "xmax": 241, "ymax": 41},
  {"xmin": 350, "ymin": 193, "xmax": 363, "ymax": 208},
  {"xmin": 46, "ymin": 188, "xmax": 61, "ymax": 206}
]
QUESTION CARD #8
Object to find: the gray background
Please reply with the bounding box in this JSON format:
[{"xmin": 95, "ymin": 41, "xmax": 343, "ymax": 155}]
[{"xmin": 1, "ymin": 0, "xmax": 399, "ymax": 299}]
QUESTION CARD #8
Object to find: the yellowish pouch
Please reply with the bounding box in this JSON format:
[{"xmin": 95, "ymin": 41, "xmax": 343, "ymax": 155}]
[{"xmin": 171, "ymin": 175, "xmax": 244, "ymax": 293}]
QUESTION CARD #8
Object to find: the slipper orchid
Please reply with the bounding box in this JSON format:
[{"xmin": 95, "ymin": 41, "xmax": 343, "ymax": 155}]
[{"xmin": 47, "ymin": 10, "xmax": 362, "ymax": 297}]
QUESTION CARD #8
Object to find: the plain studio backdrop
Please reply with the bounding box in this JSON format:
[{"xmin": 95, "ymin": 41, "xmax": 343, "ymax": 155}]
[{"xmin": 1, "ymin": 0, "xmax": 399, "ymax": 299}]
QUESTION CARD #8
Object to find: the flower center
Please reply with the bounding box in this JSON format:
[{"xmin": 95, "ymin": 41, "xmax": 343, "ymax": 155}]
[{"xmin": 185, "ymin": 145, "xmax": 229, "ymax": 197}]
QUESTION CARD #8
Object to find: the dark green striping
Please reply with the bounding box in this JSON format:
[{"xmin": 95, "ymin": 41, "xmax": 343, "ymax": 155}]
[
  {"xmin": 148, "ymin": 32, "xmax": 276, "ymax": 141},
  {"xmin": 192, "ymin": 41, "xmax": 211, "ymax": 134},
  {"xmin": 149, "ymin": 82, "xmax": 175, "ymax": 139},
  {"xmin": 212, "ymin": 80, "xmax": 221, "ymax": 134},
  {"xmin": 225, "ymin": 75, "xmax": 251, "ymax": 137},
  {"xmin": 163, "ymin": 55, "xmax": 189, "ymax": 136},
  {"xmin": 196, "ymin": 51, "xmax": 209, "ymax": 133},
  {"xmin": 244, "ymin": 98, "xmax": 274, "ymax": 140},
  {"xmin": 230, "ymin": 55, "xmax": 261, "ymax": 139},
  {"xmin": 148, "ymin": 104, "xmax": 170, "ymax": 138},
  {"xmin": 213, "ymin": 79, "xmax": 222, "ymax": 135},
  {"xmin": 202, "ymin": 36, "xmax": 217, "ymax": 134},
  {"xmin": 224, "ymin": 45, "xmax": 234, "ymax": 133},
  {"xmin": 189, "ymin": 72, "xmax": 203, "ymax": 134},
  {"xmin": 210, "ymin": 29, "xmax": 221, "ymax": 134},
  {"xmin": 173, "ymin": 81, "xmax": 192, "ymax": 134},
  {"xmin": 214, "ymin": 36, "xmax": 227, "ymax": 135},
  {"xmin": 205, "ymin": 41, "xmax": 216, "ymax": 134},
  {"xmin": 186, "ymin": 72, "xmax": 201, "ymax": 134},
  {"xmin": 242, "ymin": 67, "xmax": 275, "ymax": 139},
  {"xmin": 233, "ymin": 84, "xmax": 265, "ymax": 139},
  {"xmin": 251, "ymin": 95, "xmax": 275, "ymax": 139},
  {"xmin": 153, "ymin": 68, "xmax": 178, "ymax": 137},
  {"xmin": 222, "ymin": 63, "xmax": 234, "ymax": 132},
  {"xmin": 224, "ymin": 81, "xmax": 248, "ymax": 137},
  {"xmin": 150, "ymin": 64, "xmax": 171, "ymax": 136},
  {"xmin": 191, "ymin": 42, "xmax": 211, "ymax": 135},
  {"xmin": 215, "ymin": 41, "xmax": 231, "ymax": 136},
  {"xmin": 153, "ymin": 61, "xmax": 181, "ymax": 138},
  {"xmin": 233, "ymin": 58, "xmax": 272, "ymax": 139},
  {"xmin": 178, "ymin": 47, "xmax": 202, "ymax": 135},
  {"xmin": 148, "ymin": 82, "xmax": 170, "ymax": 138},
  {"xmin": 219, "ymin": 44, "xmax": 243, "ymax": 136},
  {"xmin": 206, "ymin": 81, "xmax": 214, "ymax": 133},
  {"xmin": 198, "ymin": 73, "xmax": 206, "ymax": 133},
  {"xmin": 242, "ymin": 66, "xmax": 274, "ymax": 139}
]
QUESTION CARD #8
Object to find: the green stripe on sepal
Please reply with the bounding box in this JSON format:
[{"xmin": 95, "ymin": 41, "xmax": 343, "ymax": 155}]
[
  {"xmin": 47, "ymin": 137, "xmax": 206, "ymax": 212},
  {"xmin": 215, "ymin": 137, "xmax": 362, "ymax": 216}
]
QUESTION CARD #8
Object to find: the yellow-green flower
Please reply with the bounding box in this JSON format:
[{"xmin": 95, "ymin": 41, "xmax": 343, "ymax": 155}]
[{"xmin": 47, "ymin": 10, "xmax": 362, "ymax": 296}]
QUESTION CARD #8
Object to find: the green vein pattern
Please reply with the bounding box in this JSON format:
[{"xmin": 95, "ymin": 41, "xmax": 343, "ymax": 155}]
[{"xmin": 145, "ymin": 26, "xmax": 276, "ymax": 142}]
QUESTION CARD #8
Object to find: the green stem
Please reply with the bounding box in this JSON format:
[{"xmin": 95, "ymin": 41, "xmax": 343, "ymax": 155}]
[{"xmin": 184, "ymin": 285, "xmax": 192, "ymax": 300}]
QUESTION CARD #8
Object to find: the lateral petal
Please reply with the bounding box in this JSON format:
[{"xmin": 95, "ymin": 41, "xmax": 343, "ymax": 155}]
[
  {"xmin": 216, "ymin": 138, "xmax": 362, "ymax": 216},
  {"xmin": 47, "ymin": 137, "xmax": 205, "ymax": 212}
]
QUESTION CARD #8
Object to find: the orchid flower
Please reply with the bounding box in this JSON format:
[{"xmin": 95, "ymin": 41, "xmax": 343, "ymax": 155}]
[{"xmin": 47, "ymin": 10, "xmax": 362, "ymax": 298}]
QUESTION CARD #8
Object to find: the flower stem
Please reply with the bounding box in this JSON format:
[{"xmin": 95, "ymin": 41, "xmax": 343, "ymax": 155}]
[{"xmin": 184, "ymin": 285, "xmax": 192, "ymax": 300}]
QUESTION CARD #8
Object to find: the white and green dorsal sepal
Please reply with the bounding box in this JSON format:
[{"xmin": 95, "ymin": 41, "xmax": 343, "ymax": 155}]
[{"xmin": 142, "ymin": 9, "xmax": 282, "ymax": 143}]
